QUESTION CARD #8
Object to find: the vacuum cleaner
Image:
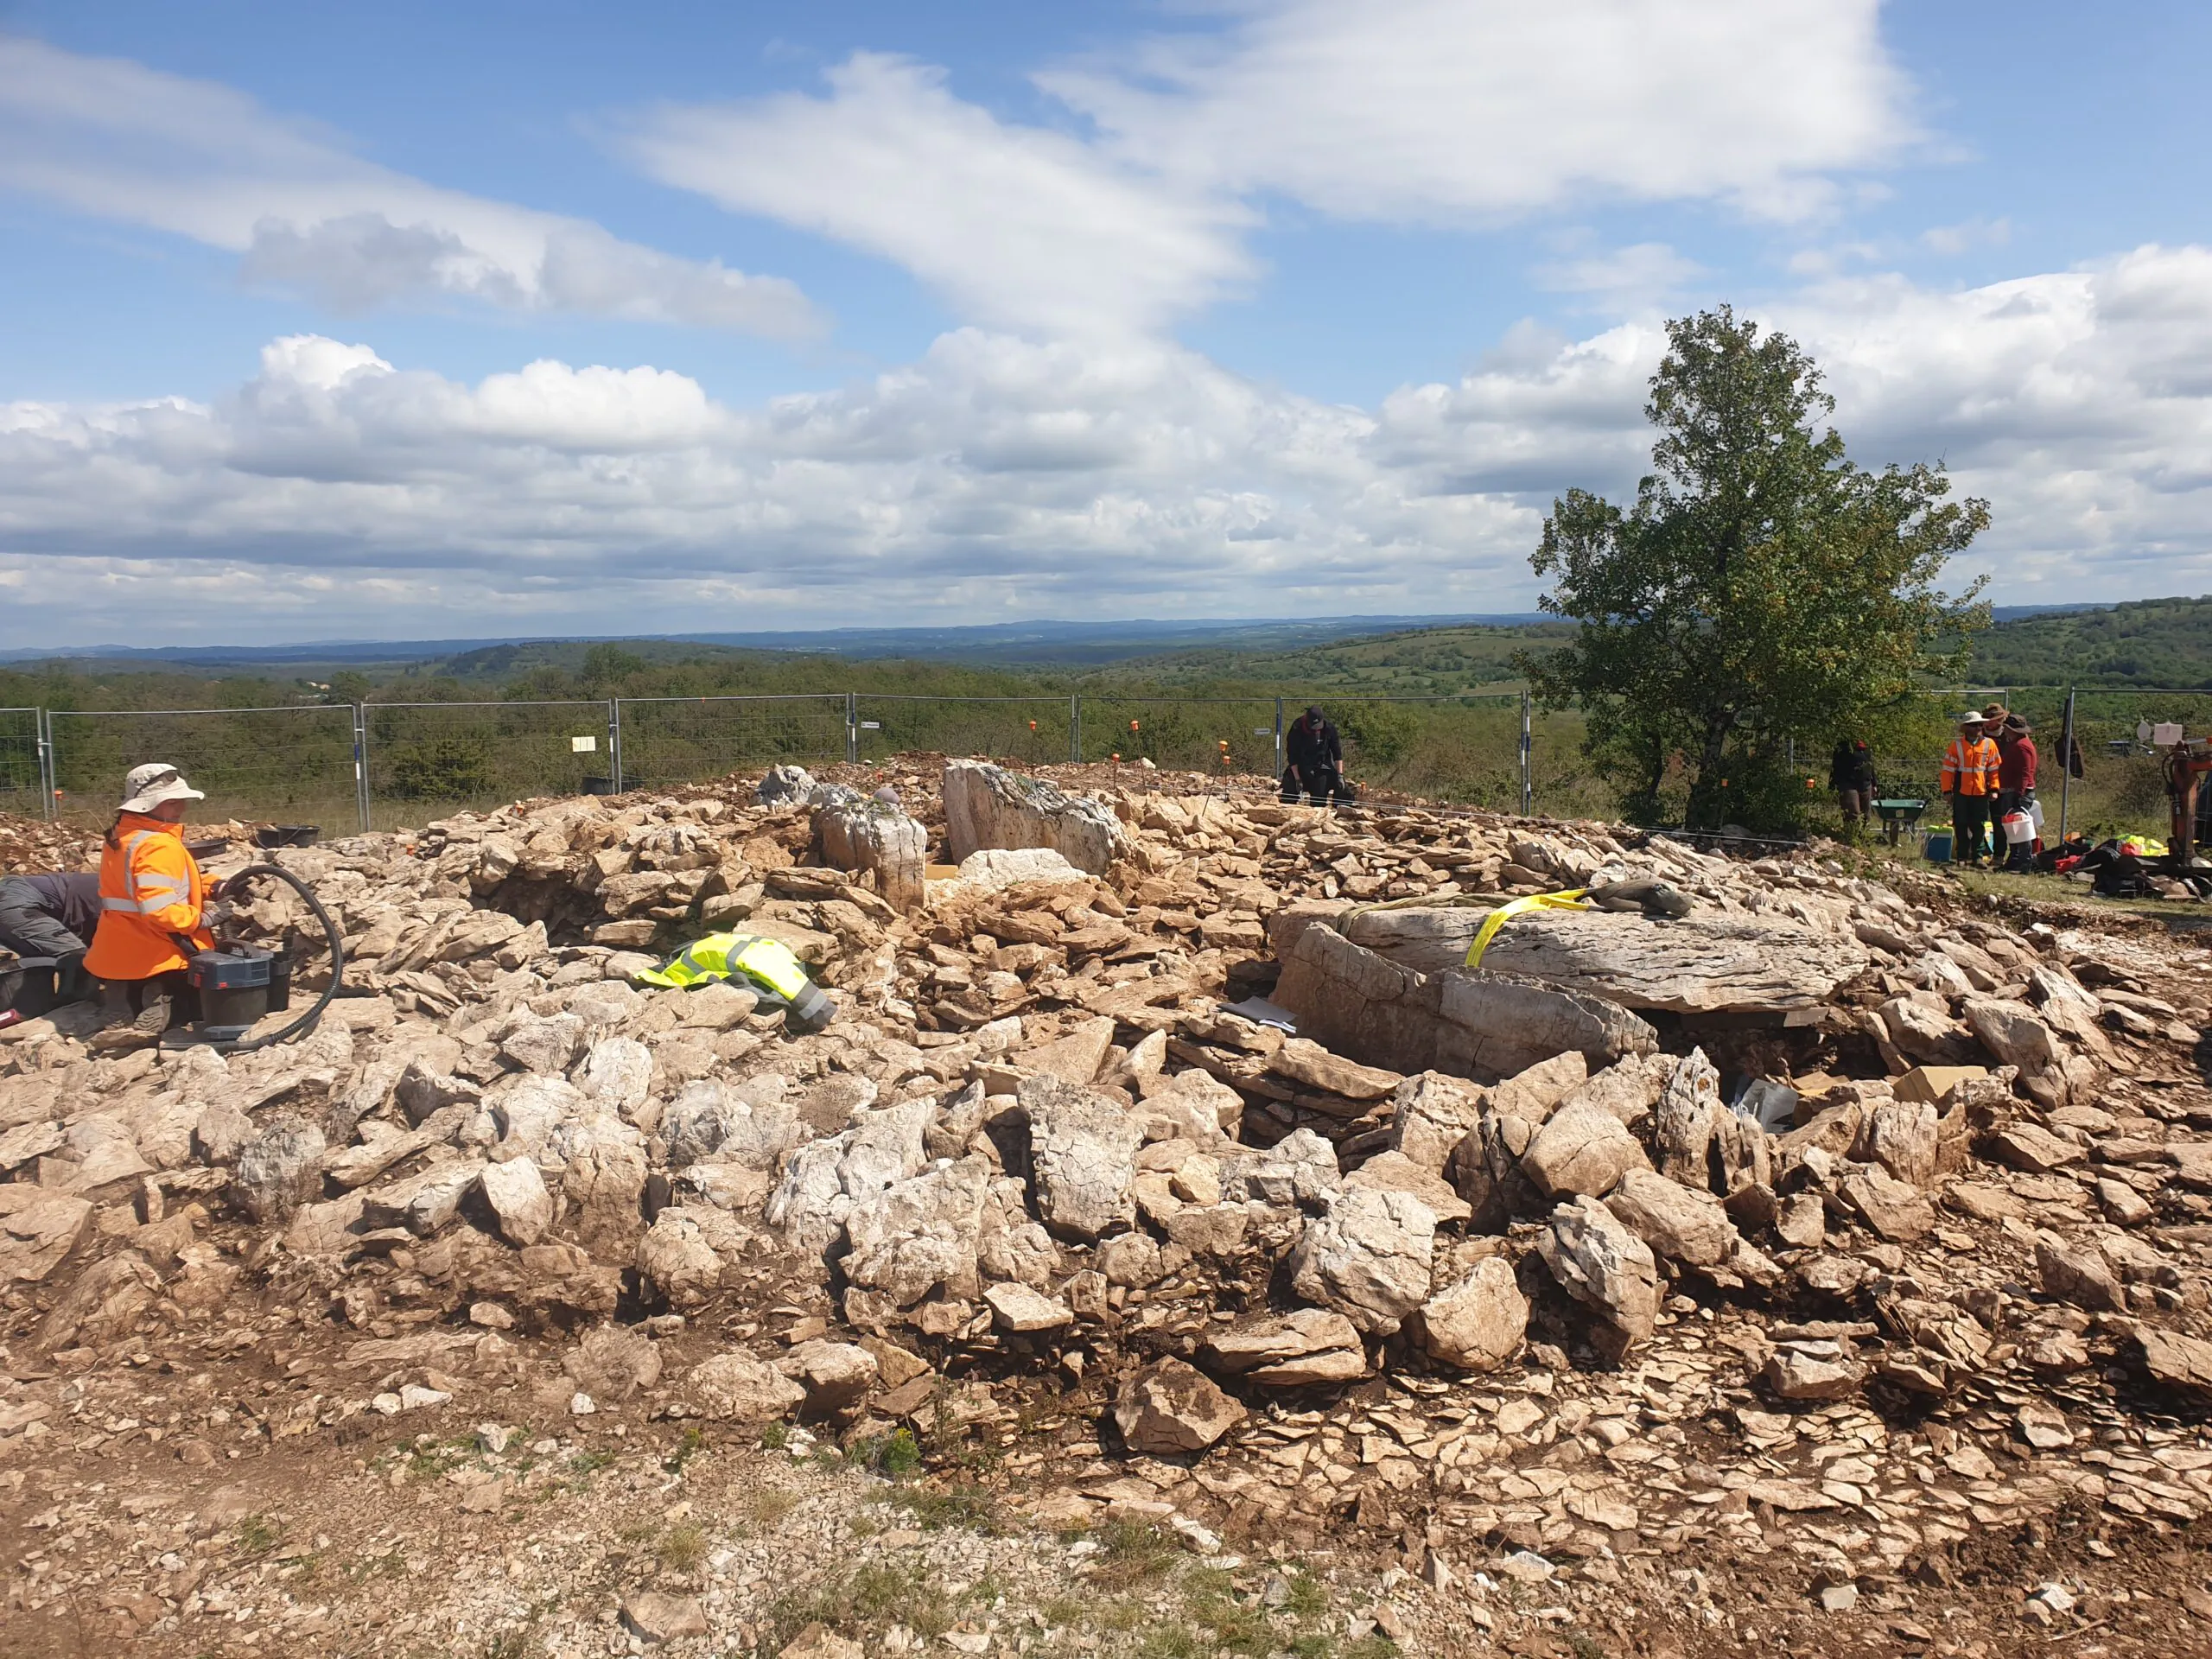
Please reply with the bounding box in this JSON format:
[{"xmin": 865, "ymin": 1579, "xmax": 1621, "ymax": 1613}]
[{"xmin": 181, "ymin": 861, "xmax": 347, "ymax": 1053}]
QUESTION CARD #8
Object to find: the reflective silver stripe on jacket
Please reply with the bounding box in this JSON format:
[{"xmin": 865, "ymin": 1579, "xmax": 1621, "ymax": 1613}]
[{"xmin": 110, "ymin": 828, "xmax": 193, "ymax": 917}]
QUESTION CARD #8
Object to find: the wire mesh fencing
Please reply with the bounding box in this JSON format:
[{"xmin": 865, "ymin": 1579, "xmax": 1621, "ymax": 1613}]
[
  {"xmin": 618, "ymin": 695, "xmax": 851, "ymax": 791},
  {"xmin": 856, "ymin": 696, "xmax": 1077, "ymax": 768},
  {"xmin": 45, "ymin": 705, "xmax": 360, "ymax": 828},
  {"xmin": 0, "ymin": 709, "xmax": 43, "ymax": 820},
  {"xmin": 1070, "ymin": 696, "xmax": 1281, "ymax": 779},
  {"xmin": 16, "ymin": 683, "xmax": 2199, "ymax": 844},
  {"xmin": 2032, "ymin": 687, "xmax": 2212, "ymax": 843},
  {"xmin": 1523, "ymin": 706, "xmax": 1618, "ymax": 822},
  {"xmin": 363, "ymin": 701, "xmax": 615, "ymax": 827},
  {"xmin": 1317, "ymin": 694, "xmax": 1528, "ymax": 810}
]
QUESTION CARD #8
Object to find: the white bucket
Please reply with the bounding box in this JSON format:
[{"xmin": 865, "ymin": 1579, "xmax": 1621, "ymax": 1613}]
[{"xmin": 2002, "ymin": 810, "xmax": 2035, "ymax": 844}]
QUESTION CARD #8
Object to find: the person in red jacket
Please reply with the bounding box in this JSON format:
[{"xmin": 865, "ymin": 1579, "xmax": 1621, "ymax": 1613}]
[
  {"xmin": 1993, "ymin": 715, "xmax": 2040, "ymax": 872},
  {"xmin": 1939, "ymin": 713, "xmax": 2001, "ymax": 868}
]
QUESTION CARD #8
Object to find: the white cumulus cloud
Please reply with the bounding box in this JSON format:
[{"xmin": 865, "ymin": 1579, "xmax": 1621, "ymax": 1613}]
[
  {"xmin": 2, "ymin": 248, "xmax": 2209, "ymax": 646},
  {"xmin": 621, "ymin": 2, "xmax": 1911, "ymax": 338},
  {"xmin": 0, "ymin": 35, "xmax": 821, "ymax": 337},
  {"xmin": 1045, "ymin": 0, "xmax": 1914, "ymax": 224},
  {"xmin": 619, "ymin": 54, "xmax": 1255, "ymax": 338}
]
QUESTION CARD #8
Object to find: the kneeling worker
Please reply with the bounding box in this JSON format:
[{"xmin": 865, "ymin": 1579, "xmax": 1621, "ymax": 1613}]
[
  {"xmin": 1281, "ymin": 704, "xmax": 1349, "ymax": 804},
  {"xmin": 0, "ymin": 870, "xmax": 102, "ymax": 1001},
  {"xmin": 83, "ymin": 763, "xmax": 216, "ymax": 1051}
]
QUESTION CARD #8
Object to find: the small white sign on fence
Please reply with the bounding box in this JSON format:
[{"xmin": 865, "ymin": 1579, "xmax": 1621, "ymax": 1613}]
[{"xmin": 570, "ymin": 735, "xmax": 598, "ymax": 753}]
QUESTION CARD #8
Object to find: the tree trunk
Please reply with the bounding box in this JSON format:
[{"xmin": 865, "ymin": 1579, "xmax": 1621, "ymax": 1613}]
[{"xmin": 1688, "ymin": 710, "xmax": 1736, "ymax": 827}]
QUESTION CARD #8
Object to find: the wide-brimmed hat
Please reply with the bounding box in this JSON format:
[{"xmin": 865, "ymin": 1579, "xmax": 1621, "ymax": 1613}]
[
  {"xmin": 118, "ymin": 762, "xmax": 206, "ymax": 814},
  {"xmin": 1955, "ymin": 711, "xmax": 1986, "ymax": 727},
  {"xmin": 2003, "ymin": 715, "xmax": 2031, "ymax": 733}
]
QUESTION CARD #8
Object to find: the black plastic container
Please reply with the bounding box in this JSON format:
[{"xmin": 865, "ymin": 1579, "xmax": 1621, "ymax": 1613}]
[
  {"xmin": 254, "ymin": 824, "xmax": 321, "ymax": 849},
  {"xmin": 0, "ymin": 957, "xmax": 60, "ymax": 1020},
  {"xmin": 187, "ymin": 948, "xmax": 276, "ymax": 1039}
]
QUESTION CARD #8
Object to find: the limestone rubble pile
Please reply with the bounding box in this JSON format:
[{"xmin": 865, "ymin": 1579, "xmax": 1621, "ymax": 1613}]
[{"xmin": 3, "ymin": 755, "xmax": 2211, "ymax": 1580}]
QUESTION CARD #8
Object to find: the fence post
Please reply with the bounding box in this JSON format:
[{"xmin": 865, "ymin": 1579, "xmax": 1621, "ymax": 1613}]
[
  {"xmin": 1519, "ymin": 692, "xmax": 1533, "ymax": 816},
  {"xmin": 845, "ymin": 693, "xmax": 858, "ymax": 766},
  {"xmin": 2056, "ymin": 687, "xmax": 2075, "ymax": 847},
  {"xmin": 353, "ymin": 704, "xmax": 371, "ymax": 834},
  {"xmin": 607, "ymin": 699, "xmax": 624, "ymax": 794},
  {"xmin": 35, "ymin": 707, "xmax": 52, "ymax": 821},
  {"xmin": 1070, "ymin": 696, "xmax": 1082, "ymax": 766},
  {"xmin": 1273, "ymin": 698, "xmax": 1284, "ymax": 784}
]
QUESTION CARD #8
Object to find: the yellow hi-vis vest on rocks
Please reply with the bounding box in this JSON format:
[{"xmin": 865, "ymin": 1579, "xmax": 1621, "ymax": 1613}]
[{"xmin": 632, "ymin": 933, "xmax": 836, "ymax": 1032}]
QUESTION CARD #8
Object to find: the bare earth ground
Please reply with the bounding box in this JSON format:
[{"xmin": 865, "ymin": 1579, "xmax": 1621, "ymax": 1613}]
[{"xmin": 2, "ymin": 769, "xmax": 2209, "ymax": 1659}]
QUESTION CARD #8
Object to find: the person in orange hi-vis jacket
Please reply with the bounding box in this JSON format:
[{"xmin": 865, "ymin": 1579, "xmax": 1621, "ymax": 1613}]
[
  {"xmin": 82, "ymin": 762, "xmax": 219, "ymax": 1051},
  {"xmin": 1938, "ymin": 713, "xmax": 2002, "ymax": 868}
]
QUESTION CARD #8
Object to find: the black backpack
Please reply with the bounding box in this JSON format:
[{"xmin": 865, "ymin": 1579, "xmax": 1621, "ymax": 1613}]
[{"xmin": 2092, "ymin": 851, "xmax": 2149, "ymax": 899}]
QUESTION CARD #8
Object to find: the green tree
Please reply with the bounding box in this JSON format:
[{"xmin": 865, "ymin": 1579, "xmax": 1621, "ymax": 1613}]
[
  {"xmin": 580, "ymin": 644, "xmax": 646, "ymax": 691},
  {"xmin": 1522, "ymin": 306, "xmax": 1992, "ymax": 830}
]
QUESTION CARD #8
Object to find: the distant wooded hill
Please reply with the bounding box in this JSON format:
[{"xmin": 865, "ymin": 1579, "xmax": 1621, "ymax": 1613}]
[
  {"xmin": 1969, "ymin": 595, "xmax": 2212, "ymax": 689},
  {"xmin": 4, "ymin": 597, "xmax": 2207, "ymax": 715}
]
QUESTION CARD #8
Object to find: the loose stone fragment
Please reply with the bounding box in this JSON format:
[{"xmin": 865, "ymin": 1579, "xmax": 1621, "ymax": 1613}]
[
  {"xmin": 1287, "ymin": 1186, "xmax": 1437, "ymax": 1337},
  {"xmin": 622, "ymin": 1592, "xmax": 709, "ymax": 1643},
  {"xmin": 1762, "ymin": 1345, "xmax": 1866, "ymax": 1402},
  {"xmin": 478, "ymin": 1156, "xmax": 552, "ymax": 1246},
  {"xmin": 1112, "ymin": 1357, "xmax": 1246, "ymax": 1454},
  {"xmin": 1521, "ymin": 1099, "xmax": 1651, "ymax": 1198},
  {"xmin": 777, "ymin": 1341, "xmax": 879, "ymax": 1414},
  {"xmin": 1416, "ymin": 1256, "xmax": 1529, "ymax": 1373},
  {"xmin": 1203, "ymin": 1309, "xmax": 1368, "ymax": 1387},
  {"xmin": 1537, "ymin": 1196, "xmax": 1659, "ymax": 1362},
  {"xmin": 683, "ymin": 1353, "xmax": 807, "ymax": 1421},
  {"xmin": 983, "ymin": 1281, "xmax": 1074, "ymax": 1332}
]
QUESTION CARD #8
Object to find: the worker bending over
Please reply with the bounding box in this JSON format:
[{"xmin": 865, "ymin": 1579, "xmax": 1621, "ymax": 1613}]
[
  {"xmin": 0, "ymin": 871, "xmax": 101, "ymax": 1001},
  {"xmin": 83, "ymin": 763, "xmax": 217, "ymax": 1051},
  {"xmin": 1940, "ymin": 713, "xmax": 2001, "ymax": 869}
]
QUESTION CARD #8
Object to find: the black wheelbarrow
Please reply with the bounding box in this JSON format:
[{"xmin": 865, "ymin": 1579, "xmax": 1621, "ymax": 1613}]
[{"xmin": 1874, "ymin": 797, "xmax": 1929, "ymax": 847}]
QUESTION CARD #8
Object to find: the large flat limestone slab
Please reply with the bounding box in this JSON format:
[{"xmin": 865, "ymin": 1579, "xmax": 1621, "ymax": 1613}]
[
  {"xmin": 1294, "ymin": 903, "xmax": 1866, "ymax": 1014},
  {"xmin": 1274, "ymin": 922, "xmax": 1656, "ymax": 1084}
]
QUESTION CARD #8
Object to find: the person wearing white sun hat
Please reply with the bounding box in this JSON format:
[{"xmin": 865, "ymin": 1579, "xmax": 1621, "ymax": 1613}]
[
  {"xmin": 1938, "ymin": 714, "xmax": 2001, "ymax": 868},
  {"xmin": 82, "ymin": 763, "xmax": 217, "ymax": 1050}
]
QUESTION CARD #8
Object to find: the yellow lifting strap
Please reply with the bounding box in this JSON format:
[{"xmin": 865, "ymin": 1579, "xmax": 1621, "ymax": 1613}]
[{"xmin": 1463, "ymin": 888, "xmax": 1590, "ymax": 970}]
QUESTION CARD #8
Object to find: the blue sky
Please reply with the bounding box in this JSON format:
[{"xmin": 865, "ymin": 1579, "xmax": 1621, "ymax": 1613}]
[{"xmin": 1, "ymin": 2, "xmax": 2208, "ymax": 645}]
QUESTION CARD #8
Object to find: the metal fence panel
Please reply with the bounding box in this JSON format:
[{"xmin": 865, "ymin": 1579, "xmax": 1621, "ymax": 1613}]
[
  {"xmin": 364, "ymin": 701, "xmax": 614, "ymax": 825},
  {"xmin": 1303, "ymin": 693, "xmax": 1528, "ymax": 810},
  {"xmin": 616, "ymin": 695, "xmax": 850, "ymax": 792},
  {"xmin": 1523, "ymin": 706, "xmax": 1617, "ymax": 822},
  {"xmin": 46, "ymin": 705, "xmax": 361, "ymax": 829},
  {"xmin": 0, "ymin": 708, "xmax": 41, "ymax": 821},
  {"xmin": 2026, "ymin": 686, "xmax": 2212, "ymax": 843},
  {"xmin": 1071, "ymin": 696, "xmax": 1281, "ymax": 779},
  {"xmin": 855, "ymin": 696, "xmax": 1077, "ymax": 769},
  {"xmin": 25, "ymin": 682, "xmax": 2194, "ymax": 842}
]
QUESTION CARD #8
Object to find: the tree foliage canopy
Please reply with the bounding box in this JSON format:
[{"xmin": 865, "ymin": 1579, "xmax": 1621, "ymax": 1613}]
[{"xmin": 1522, "ymin": 306, "xmax": 1991, "ymax": 829}]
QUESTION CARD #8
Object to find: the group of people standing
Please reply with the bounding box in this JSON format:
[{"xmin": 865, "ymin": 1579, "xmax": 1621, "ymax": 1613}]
[
  {"xmin": 1832, "ymin": 708, "xmax": 2045, "ymax": 871},
  {"xmin": 1940, "ymin": 705, "xmax": 2041, "ymax": 871}
]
